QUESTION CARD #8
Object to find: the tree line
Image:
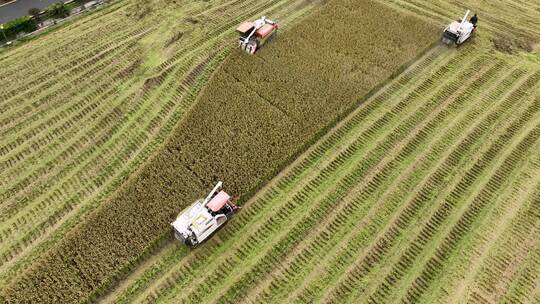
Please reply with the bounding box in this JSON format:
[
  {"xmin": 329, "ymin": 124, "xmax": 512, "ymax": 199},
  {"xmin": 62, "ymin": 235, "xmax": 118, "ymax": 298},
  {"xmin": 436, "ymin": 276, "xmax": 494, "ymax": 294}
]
[{"xmin": 1, "ymin": 0, "xmax": 96, "ymax": 41}]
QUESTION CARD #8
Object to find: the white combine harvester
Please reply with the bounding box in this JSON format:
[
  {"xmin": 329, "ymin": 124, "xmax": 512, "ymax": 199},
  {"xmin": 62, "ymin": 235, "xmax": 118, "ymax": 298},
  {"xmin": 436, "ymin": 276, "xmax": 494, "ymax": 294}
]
[
  {"xmin": 171, "ymin": 182, "xmax": 238, "ymax": 247},
  {"xmin": 237, "ymin": 16, "xmax": 278, "ymax": 54},
  {"xmin": 442, "ymin": 10, "xmax": 476, "ymax": 45}
]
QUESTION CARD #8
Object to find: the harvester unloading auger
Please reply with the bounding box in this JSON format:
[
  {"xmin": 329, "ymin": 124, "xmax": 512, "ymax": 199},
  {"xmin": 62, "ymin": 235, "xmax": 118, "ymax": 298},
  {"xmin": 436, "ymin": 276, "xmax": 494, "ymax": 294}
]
[
  {"xmin": 237, "ymin": 16, "xmax": 278, "ymax": 54},
  {"xmin": 171, "ymin": 182, "xmax": 239, "ymax": 247},
  {"xmin": 442, "ymin": 10, "xmax": 477, "ymax": 46}
]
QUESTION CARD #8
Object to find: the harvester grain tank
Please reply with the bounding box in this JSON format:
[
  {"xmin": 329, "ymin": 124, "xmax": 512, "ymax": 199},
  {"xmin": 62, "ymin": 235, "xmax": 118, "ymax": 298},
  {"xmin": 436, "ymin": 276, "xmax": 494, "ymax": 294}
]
[
  {"xmin": 171, "ymin": 181, "xmax": 238, "ymax": 247},
  {"xmin": 442, "ymin": 10, "xmax": 476, "ymax": 45},
  {"xmin": 237, "ymin": 16, "xmax": 278, "ymax": 54}
]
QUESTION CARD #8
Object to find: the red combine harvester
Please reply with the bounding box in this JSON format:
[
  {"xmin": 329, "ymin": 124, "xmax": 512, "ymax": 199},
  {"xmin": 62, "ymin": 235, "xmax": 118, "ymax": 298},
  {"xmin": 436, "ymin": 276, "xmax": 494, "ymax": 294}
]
[{"xmin": 236, "ymin": 16, "xmax": 278, "ymax": 54}]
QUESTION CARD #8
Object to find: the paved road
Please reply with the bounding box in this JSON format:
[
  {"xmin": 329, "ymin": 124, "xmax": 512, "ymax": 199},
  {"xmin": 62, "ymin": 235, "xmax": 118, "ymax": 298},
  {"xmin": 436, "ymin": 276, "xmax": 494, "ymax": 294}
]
[{"xmin": 0, "ymin": 0, "xmax": 65, "ymax": 23}]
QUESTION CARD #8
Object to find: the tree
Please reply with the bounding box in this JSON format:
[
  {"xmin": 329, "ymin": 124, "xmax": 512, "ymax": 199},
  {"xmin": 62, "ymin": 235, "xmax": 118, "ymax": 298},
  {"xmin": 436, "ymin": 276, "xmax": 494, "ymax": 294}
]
[
  {"xmin": 2, "ymin": 16, "xmax": 37, "ymax": 40},
  {"xmin": 46, "ymin": 2, "xmax": 70, "ymax": 19}
]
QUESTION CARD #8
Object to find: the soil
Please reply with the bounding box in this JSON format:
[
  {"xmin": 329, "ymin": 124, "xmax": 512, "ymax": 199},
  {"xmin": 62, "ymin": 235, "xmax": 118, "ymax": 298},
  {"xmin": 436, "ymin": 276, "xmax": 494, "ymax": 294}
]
[
  {"xmin": 492, "ymin": 36, "xmax": 534, "ymax": 54},
  {"xmin": 165, "ymin": 31, "xmax": 183, "ymax": 48}
]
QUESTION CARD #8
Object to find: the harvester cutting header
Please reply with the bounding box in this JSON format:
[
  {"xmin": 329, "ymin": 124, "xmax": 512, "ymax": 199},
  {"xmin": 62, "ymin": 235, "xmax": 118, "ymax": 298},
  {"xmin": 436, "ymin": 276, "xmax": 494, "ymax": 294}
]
[{"xmin": 237, "ymin": 16, "xmax": 278, "ymax": 54}]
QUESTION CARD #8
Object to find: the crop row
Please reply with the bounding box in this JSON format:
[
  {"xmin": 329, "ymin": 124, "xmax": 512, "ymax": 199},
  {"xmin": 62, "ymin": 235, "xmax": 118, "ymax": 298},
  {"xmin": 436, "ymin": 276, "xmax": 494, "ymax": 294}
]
[
  {"xmin": 0, "ymin": 38, "xmax": 146, "ymax": 174},
  {"xmin": 108, "ymin": 36, "xmax": 452, "ymax": 304},
  {"xmin": 274, "ymin": 60, "xmax": 536, "ymax": 301},
  {"xmin": 399, "ymin": 87, "xmax": 540, "ymax": 302},
  {"xmin": 119, "ymin": 34, "xmax": 479, "ymax": 304},
  {"xmin": 426, "ymin": 143, "xmax": 539, "ymax": 303},
  {"xmin": 296, "ymin": 67, "xmax": 540, "ymax": 301},
  {"xmin": 0, "ymin": 0, "xmax": 315, "ymax": 291},
  {"xmin": 0, "ymin": 3, "xmax": 130, "ymax": 95},
  {"xmin": 0, "ymin": 49, "xmax": 227, "ymax": 287},
  {"xmin": 0, "ymin": 45, "xmax": 144, "ymax": 210},
  {"xmin": 258, "ymin": 59, "xmax": 510, "ymax": 303},
  {"xmin": 301, "ymin": 58, "xmax": 520, "ymax": 300},
  {"xmin": 119, "ymin": 47, "xmax": 540, "ymax": 304},
  {"xmin": 495, "ymin": 195, "xmax": 540, "ymax": 304},
  {"xmin": 0, "ymin": 26, "xmax": 151, "ymax": 133},
  {"xmin": 0, "ymin": 18, "xmax": 138, "ymax": 100},
  {"xmin": 1, "ymin": 60, "xmax": 129, "ymax": 145},
  {"xmin": 0, "ymin": 0, "xmax": 275, "ymax": 287},
  {"xmin": 370, "ymin": 75, "xmax": 536, "ymax": 300},
  {"xmin": 466, "ymin": 155, "xmax": 540, "ymax": 302},
  {"xmin": 367, "ymin": 90, "xmax": 540, "ymax": 304},
  {"xmin": 387, "ymin": 0, "xmax": 540, "ymax": 39},
  {"xmin": 0, "ymin": 0, "xmax": 437, "ymax": 302}
]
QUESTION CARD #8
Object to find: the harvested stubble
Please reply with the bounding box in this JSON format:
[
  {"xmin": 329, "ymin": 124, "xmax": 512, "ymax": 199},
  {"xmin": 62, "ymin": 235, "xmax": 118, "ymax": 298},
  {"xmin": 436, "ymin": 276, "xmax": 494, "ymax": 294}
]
[{"xmin": 1, "ymin": 0, "xmax": 437, "ymax": 302}]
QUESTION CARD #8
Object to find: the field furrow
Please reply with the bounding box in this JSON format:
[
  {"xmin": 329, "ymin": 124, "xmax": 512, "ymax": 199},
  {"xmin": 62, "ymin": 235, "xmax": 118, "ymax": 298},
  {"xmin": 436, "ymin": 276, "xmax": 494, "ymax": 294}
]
[
  {"xmin": 250, "ymin": 59, "xmax": 510, "ymax": 303},
  {"xmin": 104, "ymin": 42, "xmax": 449, "ymax": 304},
  {"xmin": 150, "ymin": 48, "xmax": 470, "ymax": 304},
  {"xmin": 0, "ymin": 0, "xmax": 336, "ymax": 299},
  {"xmin": 379, "ymin": 99, "xmax": 540, "ymax": 304},
  {"xmin": 1, "ymin": 0, "xmax": 539, "ymax": 302},
  {"xmin": 319, "ymin": 69, "xmax": 537, "ymax": 304},
  {"xmin": 407, "ymin": 100, "xmax": 540, "ymax": 303}
]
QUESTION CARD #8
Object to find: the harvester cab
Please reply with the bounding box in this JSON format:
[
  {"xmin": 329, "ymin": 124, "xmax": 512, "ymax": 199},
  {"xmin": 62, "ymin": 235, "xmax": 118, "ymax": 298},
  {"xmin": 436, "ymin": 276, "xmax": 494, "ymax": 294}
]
[
  {"xmin": 237, "ymin": 16, "xmax": 278, "ymax": 54},
  {"xmin": 442, "ymin": 10, "xmax": 476, "ymax": 46},
  {"xmin": 171, "ymin": 181, "xmax": 238, "ymax": 247}
]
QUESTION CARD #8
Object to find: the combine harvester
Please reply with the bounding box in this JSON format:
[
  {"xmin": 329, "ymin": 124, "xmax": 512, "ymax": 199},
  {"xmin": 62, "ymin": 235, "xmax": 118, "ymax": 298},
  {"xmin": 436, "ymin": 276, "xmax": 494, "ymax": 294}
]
[
  {"xmin": 237, "ymin": 16, "xmax": 278, "ymax": 54},
  {"xmin": 171, "ymin": 182, "xmax": 238, "ymax": 247},
  {"xmin": 442, "ymin": 10, "xmax": 477, "ymax": 46}
]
